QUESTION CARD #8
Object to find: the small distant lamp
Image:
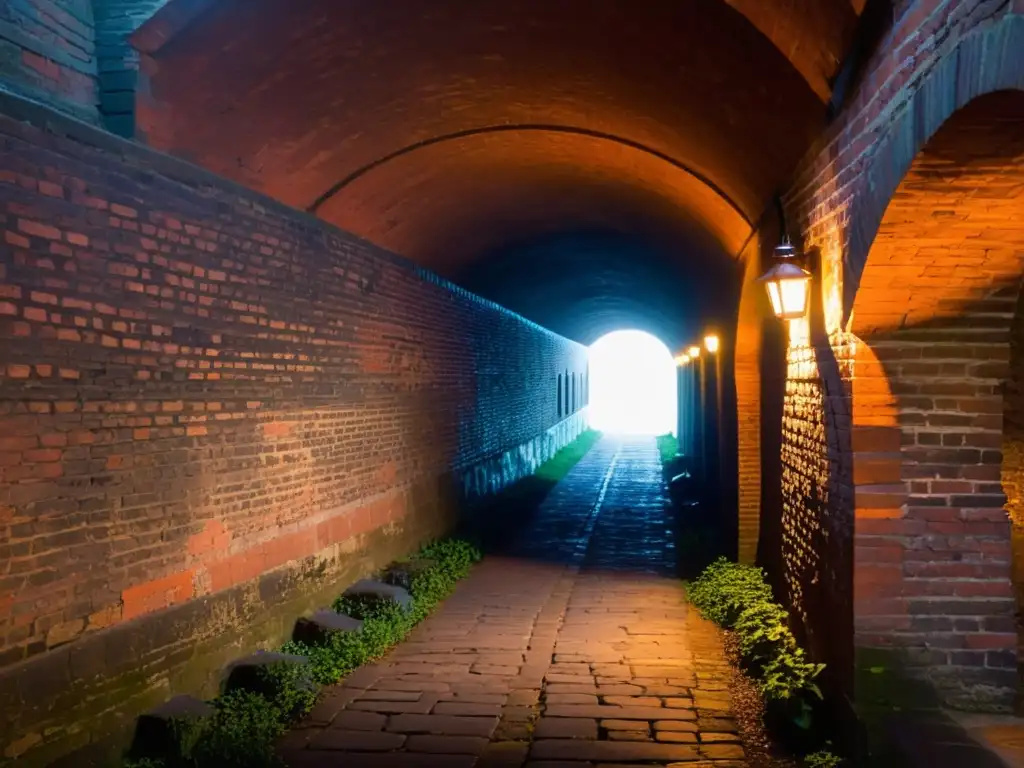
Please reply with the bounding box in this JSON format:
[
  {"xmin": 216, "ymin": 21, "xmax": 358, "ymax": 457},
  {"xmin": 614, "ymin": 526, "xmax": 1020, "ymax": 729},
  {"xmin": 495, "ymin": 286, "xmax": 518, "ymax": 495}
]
[
  {"xmin": 687, "ymin": 345, "xmax": 701, "ymax": 358},
  {"xmin": 703, "ymin": 334, "xmax": 720, "ymax": 354},
  {"xmin": 674, "ymin": 354, "xmax": 690, "ymax": 367},
  {"xmin": 758, "ymin": 238, "xmax": 812, "ymax": 321}
]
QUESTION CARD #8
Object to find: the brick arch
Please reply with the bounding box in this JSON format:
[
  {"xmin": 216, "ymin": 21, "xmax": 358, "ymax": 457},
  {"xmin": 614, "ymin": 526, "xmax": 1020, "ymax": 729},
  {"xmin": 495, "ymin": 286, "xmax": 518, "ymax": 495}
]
[
  {"xmin": 842, "ymin": 14, "xmax": 1024, "ymax": 322},
  {"xmin": 847, "ymin": 86, "xmax": 1024, "ymax": 710}
]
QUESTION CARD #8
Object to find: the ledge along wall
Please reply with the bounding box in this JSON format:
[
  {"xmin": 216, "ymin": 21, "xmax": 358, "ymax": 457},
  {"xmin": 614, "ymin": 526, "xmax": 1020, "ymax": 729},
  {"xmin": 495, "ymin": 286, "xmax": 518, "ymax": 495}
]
[{"xmin": 0, "ymin": 90, "xmax": 589, "ymax": 766}]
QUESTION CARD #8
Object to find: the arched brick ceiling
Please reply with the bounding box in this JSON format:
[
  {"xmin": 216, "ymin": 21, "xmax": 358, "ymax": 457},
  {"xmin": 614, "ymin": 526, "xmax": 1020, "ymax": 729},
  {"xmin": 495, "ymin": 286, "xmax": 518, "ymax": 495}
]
[
  {"xmin": 138, "ymin": 0, "xmax": 859, "ymax": 245},
  {"xmin": 135, "ymin": 0, "xmax": 860, "ymax": 344}
]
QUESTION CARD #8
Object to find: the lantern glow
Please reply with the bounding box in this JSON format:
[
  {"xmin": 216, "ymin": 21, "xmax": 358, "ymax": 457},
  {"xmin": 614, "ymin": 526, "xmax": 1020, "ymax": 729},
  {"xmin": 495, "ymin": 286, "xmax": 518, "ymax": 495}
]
[{"xmin": 758, "ymin": 239, "xmax": 812, "ymax": 321}]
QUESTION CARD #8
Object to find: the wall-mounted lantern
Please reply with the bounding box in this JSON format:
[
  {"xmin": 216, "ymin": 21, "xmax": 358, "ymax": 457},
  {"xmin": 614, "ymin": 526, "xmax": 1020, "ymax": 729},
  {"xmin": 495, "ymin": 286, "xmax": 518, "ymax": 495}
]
[
  {"xmin": 757, "ymin": 238, "xmax": 812, "ymax": 321},
  {"xmin": 674, "ymin": 353, "xmax": 690, "ymax": 367},
  {"xmin": 687, "ymin": 345, "xmax": 701, "ymax": 358},
  {"xmin": 703, "ymin": 334, "xmax": 720, "ymax": 354}
]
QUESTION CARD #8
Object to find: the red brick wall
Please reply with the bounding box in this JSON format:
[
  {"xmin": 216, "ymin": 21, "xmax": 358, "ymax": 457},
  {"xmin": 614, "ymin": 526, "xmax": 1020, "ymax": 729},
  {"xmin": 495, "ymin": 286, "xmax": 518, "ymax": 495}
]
[
  {"xmin": 0, "ymin": 0, "xmax": 97, "ymax": 122},
  {"xmin": 782, "ymin": 1, "xmax": 1024, "ymax": 711},
  {"xmin": 0, "ymin": 91, "xmax": 587, "ymax": 762}
]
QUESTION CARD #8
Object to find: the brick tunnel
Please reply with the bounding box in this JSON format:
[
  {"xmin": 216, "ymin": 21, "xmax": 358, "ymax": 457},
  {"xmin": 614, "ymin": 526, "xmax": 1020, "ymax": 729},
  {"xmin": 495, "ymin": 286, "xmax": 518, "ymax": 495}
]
[{"xmin": 1, "ymin": 1, "xmax": 1024, "ymax": 766}]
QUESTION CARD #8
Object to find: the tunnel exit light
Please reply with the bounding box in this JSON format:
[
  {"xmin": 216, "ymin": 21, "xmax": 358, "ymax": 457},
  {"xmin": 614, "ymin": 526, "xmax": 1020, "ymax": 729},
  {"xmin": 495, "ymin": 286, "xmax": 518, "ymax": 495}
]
[{"xmin": 589, "ymin": 330, "xmax": 677, "ymax": 436}]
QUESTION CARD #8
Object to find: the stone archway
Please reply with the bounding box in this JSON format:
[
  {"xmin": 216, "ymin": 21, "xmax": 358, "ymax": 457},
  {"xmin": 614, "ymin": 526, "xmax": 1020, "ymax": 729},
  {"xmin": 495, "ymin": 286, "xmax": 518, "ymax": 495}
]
[{"xmin": 848, "ymin": 87, "xmax": 1024, "ymax": 711}]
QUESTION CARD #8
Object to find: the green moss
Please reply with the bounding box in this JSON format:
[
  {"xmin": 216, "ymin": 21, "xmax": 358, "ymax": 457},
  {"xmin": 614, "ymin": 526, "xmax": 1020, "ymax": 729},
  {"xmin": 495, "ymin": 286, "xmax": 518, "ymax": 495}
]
[
  {"xmin": 655, "ymin": 432, "xmax": 680, "ymax": 464},
  {"xmin": 535, "ymin": 429, "xmax": 602, "ymax": 482}
]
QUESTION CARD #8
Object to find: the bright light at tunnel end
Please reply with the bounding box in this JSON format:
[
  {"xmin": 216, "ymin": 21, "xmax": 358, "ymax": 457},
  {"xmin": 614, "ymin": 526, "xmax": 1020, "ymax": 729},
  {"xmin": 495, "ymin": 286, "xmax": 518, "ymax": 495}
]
[{"xmin": 588, "ymin": 330, "xmax": 677, "ymax": 437}]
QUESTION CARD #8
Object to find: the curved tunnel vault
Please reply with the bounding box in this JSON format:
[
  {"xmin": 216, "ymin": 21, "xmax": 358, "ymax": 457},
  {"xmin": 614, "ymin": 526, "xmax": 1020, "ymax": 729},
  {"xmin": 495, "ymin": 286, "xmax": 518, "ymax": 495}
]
[
  {"xmin": 130, "ymin": 0, "xmax": 867, "ymax": 572},
  {"xmin": 136, "ymin": 0, "xmax": 861, "ymax": 346}
]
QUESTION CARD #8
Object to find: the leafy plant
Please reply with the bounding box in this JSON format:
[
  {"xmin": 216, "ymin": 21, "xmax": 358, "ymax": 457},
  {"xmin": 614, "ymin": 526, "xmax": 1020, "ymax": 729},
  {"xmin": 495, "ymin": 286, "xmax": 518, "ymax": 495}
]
[
  {"xmin": 686, "ymin": 558, "xmax": 773, "ymax": 627},
  {"xmin": 255, "ymin": 662, "xmax": 318, "ymax": 720},
  {"xmin": 734, "ymin": 600, "xmax": 794, "ymax": 670},
  {"xmin": 685, "ymin": 556, "xmax": 826, "ymax": 732},
  {"xmin": 185, "ymin": 691, "xmax": 289, "ymax": 768},
  {"xmin": 804, "ymin": 746, "xmax": 844, "ymax": 767}
]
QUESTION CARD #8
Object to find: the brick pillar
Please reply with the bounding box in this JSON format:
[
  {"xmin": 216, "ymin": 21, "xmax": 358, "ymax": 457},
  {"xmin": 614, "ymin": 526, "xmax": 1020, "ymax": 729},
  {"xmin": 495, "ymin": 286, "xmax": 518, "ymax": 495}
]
[{"xmin": 92, "ymin": 0, "xmax": 171, "ymax": 137}]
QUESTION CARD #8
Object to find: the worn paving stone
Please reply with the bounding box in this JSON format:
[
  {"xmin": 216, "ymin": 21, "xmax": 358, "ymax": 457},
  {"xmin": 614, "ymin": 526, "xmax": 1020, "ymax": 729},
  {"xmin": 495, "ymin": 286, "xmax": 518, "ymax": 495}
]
[
  {"xmin": 308, "ymin": 729, "xmax": 406, "ymax": 751},
  {"xmin": 387, "ymin": 714, "xmax": 500, "ymax": 737},
  {"xmin": 531, "ymin": 738, "xmax": 702, "ymax": 761},
  {"xmin": 277, "ymin": 438, "xmax": 743, "ymax": 767},
  {"xmin": 534, "ymin": 717, "xmax": 599, "ymax": 739},
  {"xmin": 405, "ymin": 734, "xmax": 489, "ymax": 754}
]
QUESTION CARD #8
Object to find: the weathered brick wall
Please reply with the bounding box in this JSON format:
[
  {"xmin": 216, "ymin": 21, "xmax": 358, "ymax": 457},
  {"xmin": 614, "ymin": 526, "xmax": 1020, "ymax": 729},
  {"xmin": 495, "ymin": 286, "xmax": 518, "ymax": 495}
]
[
  {"xmin": 1005, "ymin": 291, "xmax": 1024, "ymax": 684},
  {"xmin": 783, "ymin": 0, "xmax": 1024, "ymax": 711},
  {"xmin": 0, "ymin": 0, "xmax": 96, "ymax": 122},
  {"xmin": 0, "ymin": 91, "xmax": 588, "ymax": 764},
  {"xmin": 778, "ymin": 325, "xmax": 856, "ymax": 698}
]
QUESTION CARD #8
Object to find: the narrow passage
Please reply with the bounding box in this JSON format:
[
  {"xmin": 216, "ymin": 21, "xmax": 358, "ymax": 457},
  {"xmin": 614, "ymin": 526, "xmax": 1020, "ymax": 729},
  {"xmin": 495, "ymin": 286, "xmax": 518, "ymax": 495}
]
[{"xmin": 279, "ymin": 436, "xmax": 744, "ymax": 766}]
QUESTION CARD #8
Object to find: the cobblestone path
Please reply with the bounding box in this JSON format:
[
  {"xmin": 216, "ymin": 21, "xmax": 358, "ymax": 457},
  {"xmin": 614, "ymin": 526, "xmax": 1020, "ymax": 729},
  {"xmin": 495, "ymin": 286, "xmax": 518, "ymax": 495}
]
[{"xmin": 279, "ymin": 436, "xmax": 746, "ymax": 767}]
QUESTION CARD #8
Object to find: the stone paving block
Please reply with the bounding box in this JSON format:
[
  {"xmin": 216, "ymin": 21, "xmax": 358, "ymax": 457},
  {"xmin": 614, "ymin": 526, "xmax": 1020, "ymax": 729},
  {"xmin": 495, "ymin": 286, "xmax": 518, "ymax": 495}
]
[
  {"xmin": 664, "ymin": 697, "xmax": 695, "ymax": 708},
  {"xmin": 387, "ymin": 714, "xmax": 500, "ymax": 737},
  {"xmin": 308, "ymin": 729, "xmax": 406, "ymax": 751},
  {"xmin": 700, "ymin": 743, "xmax": 746, "ymax": 759},
  {"xmin": 602, "ymin": 719, "xmax": 651, "ymax": 730},
  {"xmin": 440, "ymin": 692, "xmax": 508, "ymax": 704},
  {"xmin": 696, "ymin": 717, "xmax": 737, "ymax": 731},
  {"xmin": 534, "ymin": 717, "xmax": 599, "ymax": 739},
  {"xmin": 357, "ymin": 689, "xmax": 423, "ymax": 702},
  {"xmin": 602, "ymin": 695, "xmax": 662, "ymax": 707},
  {"xmin": 290, "ymin": 754, "xmax": 476, "ymax": 768},
  {"xmin": 546, "ymin": 693, "xmax": 599, "ymax": 705},
  {"xmin": 654, "ymin": 719, "xmax": 699, "ymax": 732},
  {"xmin": 348, "ymin": 696, "xmax": 439, "ymax": 714},
  {"xmin": 658, "ymin": 730, "xmax": 698, "ymax": 743},
  {"xmin": 494, "ymin": 721, "xmax": 533, "ymax": 740},
  {"xmin": 545, "ymin": 683, "xmax": 600, "ymax": 695},
  {"xmin": 700, "ymin": 731, "xmax": 740, "ymax": 742},
  {"xmin": 433, "ymin": 701, "xmax": 503, "ymax": 717},
  {"xmin": 375, "ymin": 680, "xmax": 450, "ymax": 692},
  {"xmin": 329, "ymin": 710, "xmax": 388, "ymax": 731},
  {"xmin": 607, "ymin": 730, "xmax": 650, "ymax": 740},
  {"xmin": 545, "ymin": 704, "xmax": 696, "ymax": 721},
  {"xmin": 507, "ymin": 689, "xmax": 540, "ymax": 706},
  {"xmin": 405, "ymin": 734, "xmax": 490, "ymax": 754},
  {"xmin": 531, "ymin": 738, "xmax": 702, "ymax": 762}
]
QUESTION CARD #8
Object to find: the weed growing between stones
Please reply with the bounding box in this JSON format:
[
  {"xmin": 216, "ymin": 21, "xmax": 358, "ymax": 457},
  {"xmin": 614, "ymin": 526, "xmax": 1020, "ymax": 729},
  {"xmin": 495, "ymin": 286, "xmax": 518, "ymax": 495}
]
[
  {"xmin": 686, "ymin": 558, "xmax": 844, "ymax": 765},
  {"xmin": 123, "ymin": 538, "xmax": 482, "ymax": 768}
]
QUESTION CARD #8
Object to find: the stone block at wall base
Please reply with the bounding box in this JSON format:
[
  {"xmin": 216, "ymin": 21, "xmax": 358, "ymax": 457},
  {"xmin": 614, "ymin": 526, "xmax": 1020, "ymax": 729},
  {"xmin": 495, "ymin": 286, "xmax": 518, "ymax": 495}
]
[{"xmin": 0, "ymin": 487, "xmax": 453, "ymax": 768}]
